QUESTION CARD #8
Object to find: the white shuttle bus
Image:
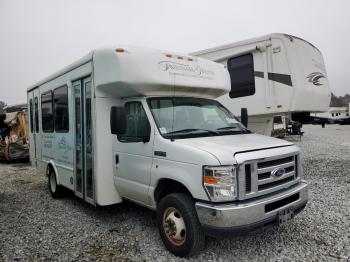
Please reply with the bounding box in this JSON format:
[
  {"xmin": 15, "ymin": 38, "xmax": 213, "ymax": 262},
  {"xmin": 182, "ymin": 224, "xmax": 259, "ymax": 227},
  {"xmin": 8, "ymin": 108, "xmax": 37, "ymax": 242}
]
[
  {"xmin": 27, "ymin": 46, "xmax": 308, "ymax": 257},
  {"xmin": 192, "ymin": 33, "xmax": 331, "ymax": 136}
]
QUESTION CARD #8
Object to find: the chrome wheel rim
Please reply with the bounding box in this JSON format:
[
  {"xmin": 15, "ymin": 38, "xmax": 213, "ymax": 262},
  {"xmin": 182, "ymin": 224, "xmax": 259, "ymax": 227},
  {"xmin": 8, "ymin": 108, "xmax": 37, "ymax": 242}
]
[{"xmin": 162, "ymin": 207, "xmax": 186, "ymax": 246}]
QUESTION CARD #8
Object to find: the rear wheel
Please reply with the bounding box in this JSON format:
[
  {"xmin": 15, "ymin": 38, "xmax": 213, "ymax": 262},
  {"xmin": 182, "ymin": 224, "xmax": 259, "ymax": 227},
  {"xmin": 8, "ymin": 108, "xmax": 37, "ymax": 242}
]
[
  {"xmin": 48, "ymin": 169, "xmax": 64, "ymax": 198},
  {"xmin": 157, "ymin": 193, "xmax": 205, "ymax": 257}
]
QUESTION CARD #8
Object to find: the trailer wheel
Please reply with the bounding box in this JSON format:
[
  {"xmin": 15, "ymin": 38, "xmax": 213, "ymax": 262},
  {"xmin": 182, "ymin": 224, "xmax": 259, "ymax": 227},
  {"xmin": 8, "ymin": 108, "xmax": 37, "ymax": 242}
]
[
  {"xmin": 48, "ymin": 169, "xmax": 64, "ymax": 198},
  {"xmin": 157, "ymin": 193, "xmax": 205, "ymax": 257}
]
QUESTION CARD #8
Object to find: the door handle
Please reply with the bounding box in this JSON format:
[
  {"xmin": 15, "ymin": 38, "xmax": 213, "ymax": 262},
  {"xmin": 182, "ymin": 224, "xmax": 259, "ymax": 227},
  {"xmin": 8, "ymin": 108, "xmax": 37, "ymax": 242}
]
[{"xmin": 115, "ymin": 154, "xmax": 119, "ymax": 165}]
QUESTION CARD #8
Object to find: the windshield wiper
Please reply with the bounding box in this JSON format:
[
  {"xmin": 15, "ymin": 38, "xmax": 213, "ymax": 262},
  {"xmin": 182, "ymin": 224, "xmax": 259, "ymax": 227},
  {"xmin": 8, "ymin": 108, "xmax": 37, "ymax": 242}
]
[
  {"xmin": 217, "ymin": 126, "xmax": 239, "ymax": 130},
  {"xmin": 165, "ymin": 128, "xmax": 219, "ymax": 136},
  {"xmin": 216, "ymin": 126, "xmax": 251, "ymax": 133}
]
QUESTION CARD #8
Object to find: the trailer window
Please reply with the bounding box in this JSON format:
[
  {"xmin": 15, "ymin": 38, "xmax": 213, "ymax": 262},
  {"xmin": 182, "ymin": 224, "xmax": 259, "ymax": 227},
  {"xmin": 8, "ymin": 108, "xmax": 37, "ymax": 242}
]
[
  {"xmin": 54, "ymin": 86, "xmax": 69, "ymax": 132},
  {"xmin": 227, "ymin": 53, "xmax": 255, "ymax": 98},
  {"xmin": 118, "ymin": 102, "xmax": 150, "ymax": 142},
  {"xmin": 41, "ymin": 91, "xmax": 54, "ymax": 132},
  {"xmin": 34, "ymin": 97, "xmax": 39, "ymax": 132},
  {"xmin": 29, "ymin": 98, "xmax": 34, "ymax": 132}
]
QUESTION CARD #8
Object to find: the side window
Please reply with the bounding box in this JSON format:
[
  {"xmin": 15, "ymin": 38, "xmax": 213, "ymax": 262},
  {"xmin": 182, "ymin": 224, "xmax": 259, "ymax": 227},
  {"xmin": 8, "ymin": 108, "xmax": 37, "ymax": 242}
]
[
  {"xmin": 118, "ymin": 102, "xmax": 150, "ymax": 142},
  {"xmin": 34, "ymin": 97, "xmax": 39, "ymax": 132},
  {"xmin": 29, "ymin": 98, "xmax": 34, "ymax": 132},
  {"xmin": 41, "ymin": 91, "xmax": 54, "ymax": 132},
  {"xmin": 54, "ymin": 86, "xmax": 69, "ymax": 132},
  {"xmin": 227, "ymin": 53, "xmax": 255, "ymax": 98}
]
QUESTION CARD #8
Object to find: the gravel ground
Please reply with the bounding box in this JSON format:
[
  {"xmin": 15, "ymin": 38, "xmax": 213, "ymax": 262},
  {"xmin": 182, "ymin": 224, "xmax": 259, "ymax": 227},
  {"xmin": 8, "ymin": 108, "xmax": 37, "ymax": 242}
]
[{"xmin": 0, "ymin": 124, "xmax": 349, "ymax": 261}]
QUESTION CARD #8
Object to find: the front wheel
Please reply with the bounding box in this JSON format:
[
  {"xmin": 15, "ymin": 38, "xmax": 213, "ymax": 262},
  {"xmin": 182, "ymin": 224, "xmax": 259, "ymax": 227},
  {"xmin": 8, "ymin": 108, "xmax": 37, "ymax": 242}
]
[{"xmin": 157, "ymin": 193, "xmax": 205, "ymax": 257}]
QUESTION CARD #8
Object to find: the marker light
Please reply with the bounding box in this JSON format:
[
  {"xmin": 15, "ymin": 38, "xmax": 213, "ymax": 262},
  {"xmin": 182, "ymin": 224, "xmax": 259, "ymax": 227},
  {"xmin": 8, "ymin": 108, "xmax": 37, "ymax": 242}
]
[{"xmin": 116, "ymin": 48, "xmax": 125, "ymax": 53}]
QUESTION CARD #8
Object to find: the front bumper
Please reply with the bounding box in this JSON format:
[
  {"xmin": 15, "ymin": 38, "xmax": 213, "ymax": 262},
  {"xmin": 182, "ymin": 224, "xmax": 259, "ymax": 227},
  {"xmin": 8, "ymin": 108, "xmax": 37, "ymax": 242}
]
[{"xmin": 195, "ymin": 181, "xmax": 308, "ymax": 237}]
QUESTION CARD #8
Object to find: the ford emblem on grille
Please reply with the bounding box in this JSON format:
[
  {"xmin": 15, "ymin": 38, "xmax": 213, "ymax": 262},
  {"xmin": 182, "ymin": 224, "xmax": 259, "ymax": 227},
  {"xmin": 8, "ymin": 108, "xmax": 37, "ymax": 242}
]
[{"xmin": 272, "ymin": 167, "xmax": 285, "ymax": 177}]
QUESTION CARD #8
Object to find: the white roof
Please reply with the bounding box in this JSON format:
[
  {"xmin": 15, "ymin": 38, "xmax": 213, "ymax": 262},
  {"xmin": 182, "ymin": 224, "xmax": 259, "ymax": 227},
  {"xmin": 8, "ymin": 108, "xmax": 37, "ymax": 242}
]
[
  {"xmin": 27, "ymin": 52, "xmax": 93, "ymax": 91},
  {"xmin": 191, "ymin": 33, "xmax": 319, "ymax": 57},
  {"xmin": 28, "ymin": 46, "xmax": 231, "ymax": 99}
]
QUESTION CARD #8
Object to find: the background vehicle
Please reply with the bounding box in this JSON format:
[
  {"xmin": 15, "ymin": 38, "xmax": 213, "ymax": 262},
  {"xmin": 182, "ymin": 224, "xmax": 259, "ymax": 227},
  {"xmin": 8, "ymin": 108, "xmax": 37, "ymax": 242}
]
[
  {"xmin": 27, "ymin": 46, "xmax": 308, "ymax": 257},
  {"xmin": 311, "ymin": 104, "xmax": 349, "ymax": 125},
  {"xmin": 192, "ymin": 33, "xmax": 331, "ymax": 136}
]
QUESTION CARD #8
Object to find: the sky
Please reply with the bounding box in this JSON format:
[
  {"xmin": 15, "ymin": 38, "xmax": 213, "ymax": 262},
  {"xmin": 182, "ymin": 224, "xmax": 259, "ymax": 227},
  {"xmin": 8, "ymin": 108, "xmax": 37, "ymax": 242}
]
[{"xmin": 0, "ymin": 0, "xmax": 349, "ymax": 105}]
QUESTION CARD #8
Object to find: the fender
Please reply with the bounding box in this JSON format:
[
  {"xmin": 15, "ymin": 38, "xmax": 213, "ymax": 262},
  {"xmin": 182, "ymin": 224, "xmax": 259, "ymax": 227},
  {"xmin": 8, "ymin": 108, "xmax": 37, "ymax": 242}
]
[{"xmin": 46, "ymin": 160, "xmax": 60, "ymax": 186}]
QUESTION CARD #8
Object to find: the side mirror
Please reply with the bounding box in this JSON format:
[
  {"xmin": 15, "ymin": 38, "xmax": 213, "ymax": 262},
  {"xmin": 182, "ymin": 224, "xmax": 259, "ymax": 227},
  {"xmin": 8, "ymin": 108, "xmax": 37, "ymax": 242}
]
[
  {"xmin": 110, "ymin": 106, "xmax": 126, "ymax": 135},
  {"xmin": 241, "ymin": 108, "xmax": 248, "ymax": 128}
]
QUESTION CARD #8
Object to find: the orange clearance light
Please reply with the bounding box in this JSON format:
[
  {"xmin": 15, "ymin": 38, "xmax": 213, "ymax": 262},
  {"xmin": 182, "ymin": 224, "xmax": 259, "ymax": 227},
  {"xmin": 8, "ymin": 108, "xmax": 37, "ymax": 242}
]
[
  {"xmin": 116, "ymin": 48, "xmax": 125, "ymax": 53},
  {"xmin": 188, "ymin": 57, "xmax": 193, "ymax": 61},
  {"xmin": 177, "ymin": 56, "xmax": 184, "ymax": 60},
  {"xmin": 204, "ymin": 176, "xmax": 218, "ymax": 185},
  {"xmin": 165, "ymin": 53, "xmax": 172, "ymax": 58}
]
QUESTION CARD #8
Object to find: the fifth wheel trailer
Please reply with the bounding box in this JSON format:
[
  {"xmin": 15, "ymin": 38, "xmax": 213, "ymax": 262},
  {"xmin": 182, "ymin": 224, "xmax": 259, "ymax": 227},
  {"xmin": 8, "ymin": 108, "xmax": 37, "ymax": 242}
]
[
  {"xmin": 192, "ymin": 33, "xmax": 331, "ymax": 136},
  {"xmin": 27, "ymin": 46, "xmax": 308, "ymax": 257}
]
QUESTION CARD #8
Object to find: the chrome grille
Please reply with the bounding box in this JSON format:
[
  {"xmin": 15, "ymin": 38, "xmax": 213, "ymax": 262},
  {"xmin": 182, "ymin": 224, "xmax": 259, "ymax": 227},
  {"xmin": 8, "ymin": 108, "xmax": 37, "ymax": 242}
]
[{"xmin": 240, "ymin": 153, "xmax": 300, "ymax": 200}]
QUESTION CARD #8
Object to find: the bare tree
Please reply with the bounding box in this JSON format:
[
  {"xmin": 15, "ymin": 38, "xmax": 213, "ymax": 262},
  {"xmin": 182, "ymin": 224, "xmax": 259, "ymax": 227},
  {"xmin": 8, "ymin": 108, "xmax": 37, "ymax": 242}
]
[
  {"xmin": 0, "ymin": 100, "xmax": 7, "ymax": 113},
  {"xmin": 330, "ymin": 93, "xmax": 350, "ymax": 107}
]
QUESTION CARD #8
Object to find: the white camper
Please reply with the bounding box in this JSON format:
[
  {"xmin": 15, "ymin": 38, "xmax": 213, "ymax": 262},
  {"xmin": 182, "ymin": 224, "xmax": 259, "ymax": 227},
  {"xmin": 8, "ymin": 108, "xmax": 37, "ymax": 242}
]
[
  {"xmin": 27, "ymin": 46, "xmax": 308, "ymax": 257},
  {"xmin": 192, "ymin": 33, "xmax": 331, "ymax": 135},
  {"xmin": 311, "ymin": 106, "xmax": 349, "ymax": 124}
]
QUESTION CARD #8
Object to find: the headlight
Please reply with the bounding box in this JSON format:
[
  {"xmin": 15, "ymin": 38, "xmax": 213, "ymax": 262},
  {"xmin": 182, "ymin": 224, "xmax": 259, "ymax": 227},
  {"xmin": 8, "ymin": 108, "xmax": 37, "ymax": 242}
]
[{"xmin": 203, "ymin": 165, "xmax": 237, "ymax": 202}]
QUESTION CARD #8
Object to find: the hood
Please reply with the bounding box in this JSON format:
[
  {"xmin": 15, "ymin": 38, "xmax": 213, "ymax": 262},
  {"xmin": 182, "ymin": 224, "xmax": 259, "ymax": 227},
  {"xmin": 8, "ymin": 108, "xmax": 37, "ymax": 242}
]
[{"xmin": 174, "ymin": 133, "xmax": 293, "ymax": 164}]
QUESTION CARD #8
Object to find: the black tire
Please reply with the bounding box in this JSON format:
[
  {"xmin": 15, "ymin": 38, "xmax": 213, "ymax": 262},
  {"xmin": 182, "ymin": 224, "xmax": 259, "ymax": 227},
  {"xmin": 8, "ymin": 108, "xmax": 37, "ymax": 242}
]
[
  {"xmin": 48, "ymin": 169, "xmax": 64, "ymax": 198},
  {"xmin": 157, "ymin": 193, "xmax": 205, "ymax": 257}
]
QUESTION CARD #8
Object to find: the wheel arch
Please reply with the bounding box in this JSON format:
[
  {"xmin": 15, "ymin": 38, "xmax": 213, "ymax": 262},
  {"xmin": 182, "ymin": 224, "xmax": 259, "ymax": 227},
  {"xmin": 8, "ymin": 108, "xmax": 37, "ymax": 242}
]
[
  {"xmin": 46, "ymin": 160, "xmax": 60, "ymax": 185},
  {"xmin": 154, "ymin": 178, "xmax": 194, "ymax": 205}
]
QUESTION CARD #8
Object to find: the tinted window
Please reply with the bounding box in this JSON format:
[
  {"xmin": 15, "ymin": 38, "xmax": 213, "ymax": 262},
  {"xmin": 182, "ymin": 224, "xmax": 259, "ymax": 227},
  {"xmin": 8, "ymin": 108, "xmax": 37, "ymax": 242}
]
[
  {"xmin": 54, "ymin": 86, "xmax": 69, "ymax": 132},
  {"xmin": 29, "ymin": 98, "xmax": 34, "ymax": 132},
  {"xmin": 34, "ymin": 97, "xmax": 39, "ymax": 132},
  {"xmin": 227, "ymin": 53, "xmax": 255, "ymax": 98},
  {"xmin": 41, "ymin": 91, "xmax": 54, "ymax": 132},
  {"xmin": 118, "ymin": 102, "xmax": 150, "ymax": 142},
  {"xmin": 273, "ymin": 116, "xmax": 283, "ymax": 124}
]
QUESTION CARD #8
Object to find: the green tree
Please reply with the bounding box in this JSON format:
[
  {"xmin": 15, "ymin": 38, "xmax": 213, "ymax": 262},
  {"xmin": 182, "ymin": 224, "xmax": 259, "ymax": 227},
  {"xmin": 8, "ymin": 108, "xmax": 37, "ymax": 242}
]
[{"xmin": 0, "ymin": 100, "xmax": 6, "ymax": 113}]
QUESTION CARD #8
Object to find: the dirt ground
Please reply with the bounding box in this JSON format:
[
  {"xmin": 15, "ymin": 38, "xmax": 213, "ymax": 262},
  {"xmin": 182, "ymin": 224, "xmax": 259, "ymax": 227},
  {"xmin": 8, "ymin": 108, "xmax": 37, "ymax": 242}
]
[{"xmin": 0, "ymin": 124, "xmax": 349, "ymax": 261}]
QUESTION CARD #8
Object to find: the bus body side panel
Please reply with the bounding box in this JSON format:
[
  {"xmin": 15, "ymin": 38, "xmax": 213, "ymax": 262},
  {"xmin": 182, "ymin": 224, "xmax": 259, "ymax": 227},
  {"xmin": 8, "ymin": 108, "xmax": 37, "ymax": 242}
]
[
  {"xmin": 94, "ymin": 96, "xmax": 123, "ymax": 205},
  {"xmin": 36, "ymin": 62, "xmax": 92, "ymax": 191}
]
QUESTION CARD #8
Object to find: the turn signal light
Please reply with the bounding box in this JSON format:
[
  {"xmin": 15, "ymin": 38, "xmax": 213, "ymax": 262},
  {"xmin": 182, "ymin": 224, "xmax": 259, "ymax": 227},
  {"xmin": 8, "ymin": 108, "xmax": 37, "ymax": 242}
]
[{"xmin": 204, "ymin": 176, "xmax": 218, "ymax": 185}]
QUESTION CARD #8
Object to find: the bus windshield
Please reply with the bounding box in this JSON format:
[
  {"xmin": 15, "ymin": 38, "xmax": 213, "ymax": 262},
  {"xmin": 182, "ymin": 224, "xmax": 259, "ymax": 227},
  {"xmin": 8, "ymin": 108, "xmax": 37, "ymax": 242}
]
[{"xmin": 147, "ymin": 97, "xmax": 250, "ymax": 139}]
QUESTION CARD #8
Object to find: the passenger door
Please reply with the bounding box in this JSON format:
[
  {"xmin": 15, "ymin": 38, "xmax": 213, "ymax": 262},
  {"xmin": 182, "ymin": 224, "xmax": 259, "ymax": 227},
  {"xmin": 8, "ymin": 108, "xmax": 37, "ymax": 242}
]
[
  {"xmin": 28, "ymin": 92, "xmax": 35, "ymax": 164},
  {"xmin": 73, "ymin": 76, "xmax": 95, "ymax": 204},
  {"xmin": 33, "ymin": 89, "xmax": 41, "ymax": 161},
  {"xmin": 113, "ymin": 100, "xmax": 154, "ymax": 205}
]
